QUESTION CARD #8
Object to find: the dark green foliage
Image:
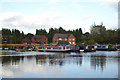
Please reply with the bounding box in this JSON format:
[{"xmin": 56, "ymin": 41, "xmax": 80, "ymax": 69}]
[
  {"xmin": 47, "ymin": 28, "xmax": 55, "ymax": 43},
  {"xmin": 73, "ymin": 28, "xmax": 83, "ymax": 43},
  {"xmin": 90, "ymin": 24, "xmax": 119, "ymax": 44},
  {"xmin": 2, "ymin": 28, "xmax": 11, "ymax": 35},
  {"xmin": 1, "ymin": 25, "xmax": 120, "ymax": 44},
  {"xmin": 58, "ymin": 40, "xmax": 69, "ymax": 45},
  {"xmin": 25, "ymin": 33, "xmax": 34, "ymax": 40},
  {"xmin": 36, "ymin": 29, "xmax": 47, "ymax": 36},
  {"xmin": 83, "ymin": 32, "xmax": 95, "ymax": 45}
]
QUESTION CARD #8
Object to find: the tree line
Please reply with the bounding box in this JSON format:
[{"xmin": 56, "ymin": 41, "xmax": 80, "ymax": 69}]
[{"xmin": 1, "ymin": 24, "xmax": 120, "ymax": 45}]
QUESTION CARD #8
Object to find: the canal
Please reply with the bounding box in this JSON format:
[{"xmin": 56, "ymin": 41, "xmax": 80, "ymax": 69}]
[{"xmin": 0, "ymin": 50, "xmax": 119, "ymax": 78}]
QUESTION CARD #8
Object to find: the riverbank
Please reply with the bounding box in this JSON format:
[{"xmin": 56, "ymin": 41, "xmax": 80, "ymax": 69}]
[{"xmin": 1, "ymin": 44, "xmax": 120, "ymax": 52}]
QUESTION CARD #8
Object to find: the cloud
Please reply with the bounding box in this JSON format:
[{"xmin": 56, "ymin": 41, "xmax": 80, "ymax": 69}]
[
  {"xmin": 1, "ymin": 0, "xmax": 119, "ymax": 3},
  {"xmin": 0, "ymin": 12, "xmax": 66, "ymax": 33},
  {"xmin": 0, "ymin": 12, "xmax": 91, "ymax": 34},
  {"xmin": 0, "ymin": 0, "xmax": 118, "ymax": 33},
  {"xmin": 72, "ymin": 4, "xmax": 85, "ymax": 8}
]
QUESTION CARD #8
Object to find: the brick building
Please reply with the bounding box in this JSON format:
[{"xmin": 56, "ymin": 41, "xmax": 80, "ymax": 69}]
[
  {"xmin": 53, "ymin": 34, "xmax": 76, "ymax": 45},
  {"xmin": 31, "ymin": 35, "xmax": 48, "ymax": 44}
]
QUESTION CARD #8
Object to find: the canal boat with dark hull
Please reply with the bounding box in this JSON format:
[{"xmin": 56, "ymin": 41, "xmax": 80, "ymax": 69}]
[
  {"xmin": 84, "ymin": 45, "xmax": 96, "ymax": 52},
  {"xmin": 69, "ymin": 45, "xmax": 96, "ymax": 52},
  {"xmin": 15, "ymin": 46, "xmax": 26, "ymax": 52},
  {"xmin": 116, "ymin": 45, "xmax": 120, "ymax": 51},
  {"xmin": 38, "ymin": 46, "xmax": 71, "ymax": 52},
  {"xmin": 95, "ymin": 45, "xmax": 117, "ymax": 51}
]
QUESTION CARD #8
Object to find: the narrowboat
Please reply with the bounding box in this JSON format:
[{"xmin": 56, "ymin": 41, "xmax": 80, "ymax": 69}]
[
  {"xmin": 84, "ymin": 45, "xmax": 96, "ymax": 52},
  {"xmin": 95, "ymin": 45, "xmax": 117, "ymax": 51},
  {"xmin": 37, "ymin": 46, "xmax": 71, "ymax": 52},
  {"xmin": 15, "ymin": 46, "xmax": 26, "ymax": 52},
  {"xmin": 116, "ymin": 45, "xmax": 120, "ymax": 51}
]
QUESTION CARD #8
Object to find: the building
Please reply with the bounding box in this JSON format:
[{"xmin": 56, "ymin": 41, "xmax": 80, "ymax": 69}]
[
  {"xmin": 31, "ymin": 35, "xmax": 48, "ymax": 44},
  {"xmin": 53, "ymin": 34, "xmax": 76, "ymax": 45}
]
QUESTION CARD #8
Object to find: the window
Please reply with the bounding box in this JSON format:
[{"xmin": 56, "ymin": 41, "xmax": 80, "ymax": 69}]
[
  {"xmin": 72, "ymin": 38, "xmax": 75, "ymax": 41},
  {"xmin": 65, "ymin": 38, "xmax": 67, "ymax": 41},
  {"xmin": 69, "ymin": 39, "xmax": 71, "ymax": 41},
  {"xmin": 69, "ymin": 42, "xmax": 71, "ymax": 44},
  {"xmin": 73, "ymin": 42, "xmax": 75, "ymax": 44},
  {"xmin": 59, "ymin": 38, "xmax": 62, "ymax": 40}
]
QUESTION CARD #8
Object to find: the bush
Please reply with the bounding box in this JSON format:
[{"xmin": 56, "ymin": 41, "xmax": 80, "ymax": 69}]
[{"xmin": 58, "ymin": 41, "xmax": 69, "ymax": 45}]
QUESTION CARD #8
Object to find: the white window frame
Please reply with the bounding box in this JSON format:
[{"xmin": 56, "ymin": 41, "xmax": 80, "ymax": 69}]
[
  {"xmin": 73, "ymin": 42, "xmax": 75, "ymax": 44},
  {"xmin": 59, "ymin": 38, "xmax": 62, "ymax": 40},
  {"xmin": 65, "ymin": 38, "xmax": 67, "ymax": 41}
]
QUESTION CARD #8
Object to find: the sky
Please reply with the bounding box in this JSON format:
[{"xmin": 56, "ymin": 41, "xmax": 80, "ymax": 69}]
[{"xmin": 0, "ymin": 0, "xmax": 119, "ymax": 34}]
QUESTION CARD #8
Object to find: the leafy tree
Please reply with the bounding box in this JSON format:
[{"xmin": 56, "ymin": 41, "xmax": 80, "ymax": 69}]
[
  {"xmin": 47, "ymin": 28, "xmax": 54, "ymax": 43},
  {"xmin": 73, "ymin": 28, "xmax": 83, "ymax": 43},
  {"xmin": 36, "ymin": 29, "xmax": 47, "ymax": 36}
]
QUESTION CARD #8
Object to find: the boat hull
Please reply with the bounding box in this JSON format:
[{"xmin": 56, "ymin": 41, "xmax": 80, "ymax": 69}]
[{"xmin": 38, "ymin": 49, "xmax": 71, "ymax": 52}]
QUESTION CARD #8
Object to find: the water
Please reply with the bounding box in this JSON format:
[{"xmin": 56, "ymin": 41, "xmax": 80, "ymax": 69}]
[{"xmin": 0, "ymin": 50, "xmax": 119, "ymax": 78}]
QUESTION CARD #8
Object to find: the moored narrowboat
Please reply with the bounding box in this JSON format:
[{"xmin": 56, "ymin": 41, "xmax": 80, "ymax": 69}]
[{"xmin": 37, "ymin": 46, "xmax": 71, "ymax": 52}]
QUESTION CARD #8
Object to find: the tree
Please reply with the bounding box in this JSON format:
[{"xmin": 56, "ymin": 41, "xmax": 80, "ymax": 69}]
[
  {"xmin": 0, "ymin": 30, "xmax": 2, "ymax": 44},
  {"xmin": 73, "ymin": 28, "xmax": 83, "ymax": 43},
  {"xmin": 48, "ymin": 28, "xmax": 54, "ymax": 43},
  {"xmin": 36, "ymin": 29, "xmax": 47, "ymax": 36},
  {"xmin": 58, "ymin": 27, "xmax": 66, "ymax": 33},
  {"xmin": 2, "ymin": 28, "xmax": 11, "ymax": 36}
]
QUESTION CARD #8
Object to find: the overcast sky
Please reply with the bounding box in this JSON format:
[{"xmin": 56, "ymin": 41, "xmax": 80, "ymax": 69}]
[{"xmin": 0, "ymin": 0, "xmax": 119, "ymax": 34}]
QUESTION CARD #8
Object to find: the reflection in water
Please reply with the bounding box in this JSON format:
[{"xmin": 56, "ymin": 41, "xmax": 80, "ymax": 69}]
[
  {"xmin": 2, "ymin": 56, "xmax": 24, "ymax": 66},
  {"xmin": 1, "ymin": 51, "xmax": 119, "ymax": 78},
  {"xmin": 90, "ymin": 56, "xmax": 106, "ymax": 71}
]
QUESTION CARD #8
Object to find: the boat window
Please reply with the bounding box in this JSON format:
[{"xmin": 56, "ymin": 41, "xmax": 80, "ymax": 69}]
[
  {"xmin": 53, "ymin": 47, "xmax": 59, "ymax": 49},
  {"xmin": 59, "ymin": 47, "xmax": 62, "ymax": 49},
  {"xmin": 47, "ymin": 47, "xmax": 51, "ymax": 49}
]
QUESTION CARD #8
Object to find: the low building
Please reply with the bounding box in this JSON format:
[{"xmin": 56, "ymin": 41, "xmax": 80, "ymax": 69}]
[
  {"xmin": 31, "ymin": 35, "xmax": 48, "ymax": 44},
  {"xmin": 53, "ymin": 34, "xmax": 76, "ymax": 45}
]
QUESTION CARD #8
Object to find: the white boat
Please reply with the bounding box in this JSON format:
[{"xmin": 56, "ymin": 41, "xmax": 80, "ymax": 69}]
[{"xmin": 38, "ymin": 46, "xmax": 70, "ymax": 52}]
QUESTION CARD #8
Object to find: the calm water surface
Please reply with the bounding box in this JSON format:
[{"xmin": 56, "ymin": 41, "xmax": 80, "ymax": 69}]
[{"xmin": 0, "ymin": 50, "xmax": 119, "ymax": 78}]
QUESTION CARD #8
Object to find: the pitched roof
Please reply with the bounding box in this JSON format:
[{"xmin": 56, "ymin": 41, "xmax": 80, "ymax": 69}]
[{"xmin": 54, "ymin": 34, "xmax": 71, "ymax": 39}]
